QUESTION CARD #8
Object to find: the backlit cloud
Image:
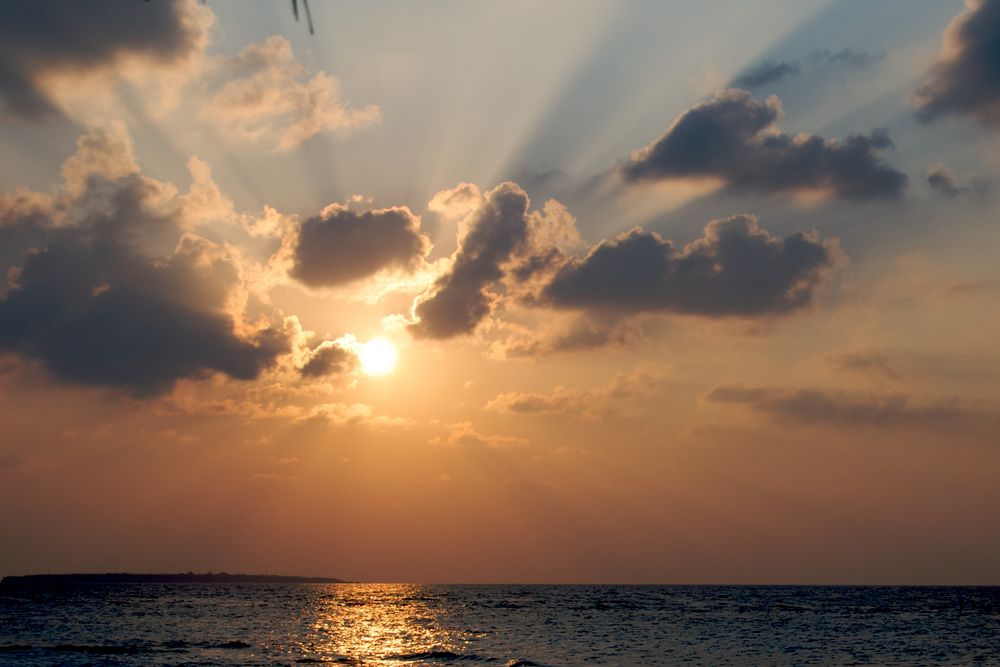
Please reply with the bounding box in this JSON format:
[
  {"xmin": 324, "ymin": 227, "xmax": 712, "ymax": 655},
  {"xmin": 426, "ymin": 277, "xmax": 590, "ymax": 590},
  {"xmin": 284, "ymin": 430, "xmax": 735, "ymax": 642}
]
[
  {"xmin": 542, "ymin": 214, "xmax": 838, "ymax": 317},
  {"xmin": 409, "ymin": 183, "xmax": 536, "ymax": 339},
  {"xmin": 201, "ymin": 36, "xmax": 380, "ymax": 151},
  {"xmin": 0, "ymin": 126, "xmax": 290, "ymax": 396},
  {"xmin": 621, "ymin": 89, "xmax": 906, "ymax": 199},
  {"xmin": 487, "ymin": 367, "xmax": 664, "ymax": 419},
  {"xmin": 0, "ymin": 0, "xmax": 210, "ymax": 120},
  {"xmin": 291, "ymin": 204, "xmax": 430, "ymax": 288},
  {"xmin": 915, "ymin": 0, "xmax": 1000, "ymax": 126}
]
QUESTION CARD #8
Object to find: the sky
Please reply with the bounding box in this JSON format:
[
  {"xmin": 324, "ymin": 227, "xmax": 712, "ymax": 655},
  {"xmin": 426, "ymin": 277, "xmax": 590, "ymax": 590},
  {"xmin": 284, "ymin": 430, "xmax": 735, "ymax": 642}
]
[{"xmin": 1, "ymin": 0, "xmax": 998, "ymax": 585}]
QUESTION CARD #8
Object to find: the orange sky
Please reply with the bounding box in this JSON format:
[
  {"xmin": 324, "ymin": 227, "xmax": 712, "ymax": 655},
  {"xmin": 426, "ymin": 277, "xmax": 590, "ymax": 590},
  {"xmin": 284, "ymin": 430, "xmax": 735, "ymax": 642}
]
[{"xmin": 0, "ymin": 0, "xmax": 998, "ymax": 584}]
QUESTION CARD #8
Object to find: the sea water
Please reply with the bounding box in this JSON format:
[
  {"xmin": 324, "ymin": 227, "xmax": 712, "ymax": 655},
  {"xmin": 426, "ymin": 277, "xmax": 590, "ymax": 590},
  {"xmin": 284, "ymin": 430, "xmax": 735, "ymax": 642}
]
[{"xmin": 1, "ymin": 584, "xmax": 998, "ymax": 665}]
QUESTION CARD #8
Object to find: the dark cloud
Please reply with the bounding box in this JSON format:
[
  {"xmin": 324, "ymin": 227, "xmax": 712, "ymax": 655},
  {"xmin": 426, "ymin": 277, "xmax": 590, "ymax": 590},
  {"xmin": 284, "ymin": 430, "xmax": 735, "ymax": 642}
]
[
  {"xmin": 926, "ymin": 165, "xmax": 990, "ymax": 198},
  {"xmin": 0, "ymin": 0, "xmax": 207, "ymax": 119},
  {"xmin": 0, "ymin": 131, "xmax": 289, "ymax": 397},
  {"xmin": 299, "ymin": 341, "xmax": 356, "ymax": 378},
  {"xmin": 291, "ymin": 206, "xmax": 429, "ymax": 287},
  {"xmin": 409, "ymin": 183, "xmax": 531, "ymax": 339},
  {"xmin": 621, "ymin": 89, "xmax": 906, "ymax": 199},
  {"xmin": 707, "ymin": 383, "xmax": 996, "ymax": 432},
  {"xmin": 915, "ymin": 0, "xmax": 1000, "ymax": 126},
  {"xmin": 733, "ymin": 60, "xmax": 801, "ymax": 89},
  {"xmin": 542, "ymin": 214, "xmax": 837, "ymax": 317}
]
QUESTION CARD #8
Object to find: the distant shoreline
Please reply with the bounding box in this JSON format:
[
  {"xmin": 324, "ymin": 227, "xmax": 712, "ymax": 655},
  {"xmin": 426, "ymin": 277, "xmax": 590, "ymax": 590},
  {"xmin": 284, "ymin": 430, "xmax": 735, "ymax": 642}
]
[{"xmin": 0, "ymin": 573, "xmax": 346, "ymax": 586}]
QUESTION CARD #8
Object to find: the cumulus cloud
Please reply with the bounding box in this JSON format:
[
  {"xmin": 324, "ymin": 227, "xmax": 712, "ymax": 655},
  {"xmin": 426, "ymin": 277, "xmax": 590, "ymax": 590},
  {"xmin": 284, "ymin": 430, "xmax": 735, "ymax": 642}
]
[
  {"xmin": 409, "ymin": 183, "xmax": 578, "ymax": 339},
  {"xmin": 542, "ymin": 214, "xmax": 838, "ymax": 317},
  {"xmin": 290, "ymin": 204, "xmax": 430, "ymax": 287},
  {"xmin": 0, "ymin": 0, "xmax": 210, "ymax": 119},
  {"xmin": 707, "ymin": 384, "xmax": 997, "ymax": 432},
  {"xmin": 201, "ymin": 36, "xmax": 380, "ymax": 151},
  {"xmin": 299, "ymin": 340, "xmax": 357, "ymax": 378},
  {"xmin": 915, "ymin": 0, "xmax": 1000, "ymax": 126},
  {"xmin": 0, "ymin": 126, "xmax": 290, "ymax": 396},
  {"xmin": 621, "ymin": 89, "xmax": 906, "ymax": 199}
]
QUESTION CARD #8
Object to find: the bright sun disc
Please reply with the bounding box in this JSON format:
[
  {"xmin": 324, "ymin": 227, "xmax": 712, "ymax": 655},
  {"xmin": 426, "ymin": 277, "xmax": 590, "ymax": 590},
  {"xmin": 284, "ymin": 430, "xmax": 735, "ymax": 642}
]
[{"xmin": 358, "ymin": 337, "xmax": 398, "ymax": 376}]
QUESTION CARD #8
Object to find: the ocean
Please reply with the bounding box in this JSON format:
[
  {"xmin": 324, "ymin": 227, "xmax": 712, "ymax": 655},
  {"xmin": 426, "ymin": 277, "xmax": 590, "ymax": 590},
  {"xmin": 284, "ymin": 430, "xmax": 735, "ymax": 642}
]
[{"xmin": 1, "ymin": 584, "xmax": 998, "ymax": 665}]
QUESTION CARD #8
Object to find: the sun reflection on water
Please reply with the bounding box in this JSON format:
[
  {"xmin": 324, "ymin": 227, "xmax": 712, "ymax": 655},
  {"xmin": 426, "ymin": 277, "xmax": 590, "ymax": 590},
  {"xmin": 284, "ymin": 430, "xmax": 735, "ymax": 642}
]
[{"xmin": 291, "ymin": 584, "xmax": 470, "ymax": 665}]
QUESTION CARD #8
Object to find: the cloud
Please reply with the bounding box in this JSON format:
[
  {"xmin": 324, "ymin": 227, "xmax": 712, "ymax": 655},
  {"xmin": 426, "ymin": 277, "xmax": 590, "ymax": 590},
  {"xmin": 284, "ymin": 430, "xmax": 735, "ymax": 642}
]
[
  {"xmin": 299, "ymin": 340, "xmax": 357, "ymax": 378},
  {"xmin": 926, "ymin": 165, "xmax": 990, "ymax": 198},
  {"xmin": 542, "ymin": 214, "xmax": 838, "ymax": 317},
  {"xmin": 733, "ymin": 60, "xmax": 801, "ymax": 89},
  {"xmin": 915, "ymin": 0, "xmax": 1000, "ymax": 126},
  {"xmin": 812, "ymin": 48, "xmax": 886, "ymax": 69},
  {"xmin": 290, "ymin": 204, "xmax": 430, "ymax": 287},
  {"xmin": 0, "ymin": 126, "xmax": 290, "ymax": 397},
  {"xmin": 707, "ymin": 383, "xmax": 996, "ymax": 432},
  {"xmin": 490, "ymin": 316, "xmax": 641, "ymax": 359},
  {"xmin": 201, "ymin": 36, "xmax": 380, "ymax": 151},
  {"xmin": 429, "ymin": 422, "xmax": 528, "ymax": 448},
  {"xmin": 409, "ymin": 183, "xmax": 538, "ymax": 339},
  {"xmin": 0, "ymin": 0, "xmax": 210, "ymax": 120},
  {"xmin": 732, "ymin": 50, "xmax": 885, "ymax": 91},
  {"xmin": 621, "ymin": 89, "xmax": 906, "ymax": 199},
  {"xmin": 826, "ymin": 351, "xmax": 899, "ymax": 381},
  {"xmin": 298, "ymin": 402, "xmax": 414, "ymax": 429},
  {"xmin": 486, "ymin": 367, "xmax": 664, "ymax": 419}
]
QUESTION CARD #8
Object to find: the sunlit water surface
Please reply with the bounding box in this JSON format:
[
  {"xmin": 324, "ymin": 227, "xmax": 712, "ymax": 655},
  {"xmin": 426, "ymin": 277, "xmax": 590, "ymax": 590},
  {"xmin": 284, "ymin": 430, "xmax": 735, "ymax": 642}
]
[{"xmin": 1, "ymin": 584, "xmax": 998, "ymax": 665}]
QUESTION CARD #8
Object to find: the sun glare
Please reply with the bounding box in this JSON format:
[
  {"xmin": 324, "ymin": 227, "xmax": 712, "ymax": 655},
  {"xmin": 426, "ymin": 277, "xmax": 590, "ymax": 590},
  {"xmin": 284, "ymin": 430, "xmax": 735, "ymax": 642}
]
[{"xmin": 358, "ymin": 338, "xmax": 398, "ymax": 376}]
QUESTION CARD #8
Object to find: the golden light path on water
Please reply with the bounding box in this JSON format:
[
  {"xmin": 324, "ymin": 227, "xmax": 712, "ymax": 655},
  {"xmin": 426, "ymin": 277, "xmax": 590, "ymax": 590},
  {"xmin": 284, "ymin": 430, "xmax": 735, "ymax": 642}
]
[{"xmin": 289, "ymin": 584, "xmax": 470, "ymax": 665}]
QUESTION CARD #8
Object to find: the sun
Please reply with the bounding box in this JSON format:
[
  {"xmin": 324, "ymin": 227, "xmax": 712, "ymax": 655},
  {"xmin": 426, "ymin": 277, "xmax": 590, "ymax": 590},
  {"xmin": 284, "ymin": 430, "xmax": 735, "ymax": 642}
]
[{"xmin": 358, "ymin": 337, "xmax": 398, "ymax": 376}]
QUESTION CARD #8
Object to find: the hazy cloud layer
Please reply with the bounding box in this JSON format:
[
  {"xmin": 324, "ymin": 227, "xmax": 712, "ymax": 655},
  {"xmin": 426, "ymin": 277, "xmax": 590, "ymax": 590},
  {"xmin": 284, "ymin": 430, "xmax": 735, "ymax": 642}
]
[
  {"xmin": 826, "ymin": 351, "xmax": 899, "ymax": 381},
  {"xmin": 487, "ymin": 367, "xmax": 663, "ymax": 419},
  {"xmin": 202, "ymin": 36, "xmax": 380, "ymax": 151},
  {"xmin": 0, "ymin": 0, "xmax": 208, "ymax": 119},
  {"xmin": 621, "ymin": 89, "xmax": 906, "ymax": 199},
  {"xmin": 543, "ymin": 214, "xmax": 837, "ymax": 317},
  {"xmin": 291, "ymin": 204, "xmax": 430, "ymax": 287},
  {"xmin": 707, "ymin": 384, "xmax": 996, "ymax": 432},
  {"xmin": 916, "ymin": 0, "xmax": 1000, "ymax": 126},
  {"xmin": 733, "ymin": 50, "xmax": 885, "ymax": 90},
  {"xmin": 733, "ymin": 60, "xmax": 801, "ymax": 89},
  {"xmin": 429, "ymin": 422, "xmax": 528, "ymax": 448},
  {"xmin": 926, "ymin": 165, "xmax": 990, "ymax": 198},
  {"xmin": 490, "ymin": 316, "xmax": 641, "ymax": 359},
  {"xmin": 0, "ymin": 126, "xmax": 289, "ymax": 396}
]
